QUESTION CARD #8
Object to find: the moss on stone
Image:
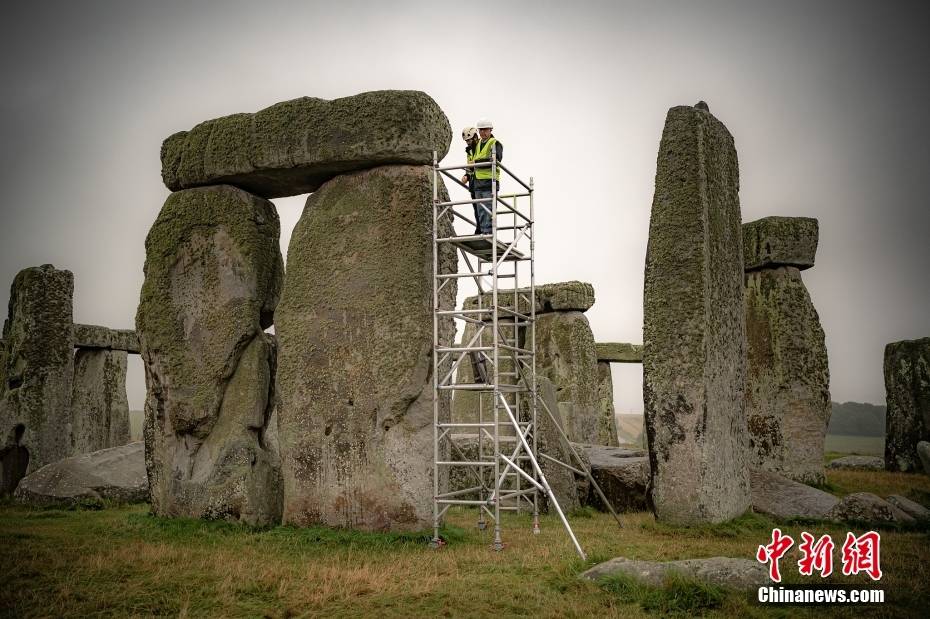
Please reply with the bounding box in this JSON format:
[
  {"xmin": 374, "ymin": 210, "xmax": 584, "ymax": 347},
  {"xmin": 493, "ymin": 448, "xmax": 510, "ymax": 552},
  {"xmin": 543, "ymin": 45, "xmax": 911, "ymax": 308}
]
[
  {"xmin": 276, "ymin": 164, "xmax": 456, "ymax": 531},
  {"xmin": 161, "ymin": 91, "xmax": 452, "ymax": 199}
]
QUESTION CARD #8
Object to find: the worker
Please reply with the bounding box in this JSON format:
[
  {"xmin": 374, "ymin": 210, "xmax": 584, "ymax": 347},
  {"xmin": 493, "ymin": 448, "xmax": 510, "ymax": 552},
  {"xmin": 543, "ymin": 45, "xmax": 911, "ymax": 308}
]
[
  {"xmin": 472, "ymin": 118, "xmax": 503, "ymax": 235},
  {"xmin": 460, "ymin": 127, "xmax": 481, "ymax": 233}
]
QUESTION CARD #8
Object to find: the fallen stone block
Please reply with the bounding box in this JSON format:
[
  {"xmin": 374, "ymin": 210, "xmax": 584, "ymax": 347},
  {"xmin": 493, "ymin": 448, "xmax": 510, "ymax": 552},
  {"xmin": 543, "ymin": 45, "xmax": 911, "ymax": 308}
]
[
  {"xmin": 595, "ymin": 343, "xmax": 643, "ymax": 363},
  {"xmin": 742, "ymin": 216, "xmax": 818, "ymax": 271},
  {"xmin": 73, "ymin": 324, "xmax": 140, "ymax": 353},
  {"xmin": 884, "ymin": 338, "xmax": 930, "ymax": 472},
  {"xmin": 13, "ymin": 442, "xmax": 147, "ymax": 507},
  {"xmin": 574, "ymin": 443, "xmax": 648, "ymax": 512},
  {"xmin": 643, "ymin": 103, "xmax": 749, "ymax": 524},
  {"xmin": 581, "ymin": 556, "xmax": 768, "ymax": 590},
  {"xmin": 827, "ymin": 492, "xmax": 914, "ymax": 524},
  {"xmin": 749, "ymin": 470, "xmax": 839, "ymax": 520},
  {"xmin": 826, "ymin": 455, "xmax": 884, "ymax": 470},
  {"xmin": 161, "ymin": 90, "xmax": 452, "ymax": 198},
  {"xmin": 885, "ymin": 495, "xmax": 930, "ymax": 521}
]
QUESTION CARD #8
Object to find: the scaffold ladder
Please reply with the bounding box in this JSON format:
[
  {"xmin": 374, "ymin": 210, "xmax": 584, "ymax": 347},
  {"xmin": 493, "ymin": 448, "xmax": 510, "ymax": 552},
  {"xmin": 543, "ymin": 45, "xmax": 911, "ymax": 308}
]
[{"xmin": 430, "ymin": 149, "xmax": 622, "ymax": 560}]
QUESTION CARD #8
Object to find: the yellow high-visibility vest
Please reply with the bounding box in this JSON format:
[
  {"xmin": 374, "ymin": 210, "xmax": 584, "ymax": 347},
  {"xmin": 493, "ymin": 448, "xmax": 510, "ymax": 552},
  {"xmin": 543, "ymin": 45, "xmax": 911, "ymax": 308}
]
[{"xmin": 473, "ymin": 138, "xmax": 501, "ymax": 181}]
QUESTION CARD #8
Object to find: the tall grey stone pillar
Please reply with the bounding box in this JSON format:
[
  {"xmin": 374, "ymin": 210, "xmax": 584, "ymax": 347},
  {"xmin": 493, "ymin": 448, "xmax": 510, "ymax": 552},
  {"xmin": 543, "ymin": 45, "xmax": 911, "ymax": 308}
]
[
  {"xmin": 743, "ymin": 216, "xmax": 830, "ymax": 484},
  {"xmin": 0, "ymin": 265, "xmax": 74, "ymax": 495},
  {"xmin": 643, "ymin": 103, "xmax": 750, "ymax": 525},
  {"xmin": 884, "ymin": 338, "xmax": 930, "ymax": 472},
  {"xmin": 136, "ymin": 185, "xmax": 283, "ymax": 525},
  {"xmin": 71, "ymin": 348, "xmax": 131, "ymax": 453},
  {"xmin": 276, "ymin": 165, "xmax": 456, "ymax": 532}
]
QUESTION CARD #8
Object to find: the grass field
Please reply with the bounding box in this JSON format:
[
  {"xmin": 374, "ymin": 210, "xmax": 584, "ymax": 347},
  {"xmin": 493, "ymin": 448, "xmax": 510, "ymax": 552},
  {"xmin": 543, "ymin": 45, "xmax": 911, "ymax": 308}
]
[
  {"xmin": 2, "ymin": 465, "xmax": 930, "ymax": 618},
  {"xmin": 824, "ymin": 435, "xmax": 884, "ymax": 456}
]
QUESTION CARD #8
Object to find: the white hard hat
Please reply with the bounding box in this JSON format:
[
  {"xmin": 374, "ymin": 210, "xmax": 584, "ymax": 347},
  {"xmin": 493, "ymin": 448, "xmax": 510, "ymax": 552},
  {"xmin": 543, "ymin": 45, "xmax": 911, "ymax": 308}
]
[
  {"xmin": 462, "ymin": 126, "xmax": 478, "ymax": 141},
  {"xmin": 476, "ymin": 118, "xmax": 493, "ymax": 129}
]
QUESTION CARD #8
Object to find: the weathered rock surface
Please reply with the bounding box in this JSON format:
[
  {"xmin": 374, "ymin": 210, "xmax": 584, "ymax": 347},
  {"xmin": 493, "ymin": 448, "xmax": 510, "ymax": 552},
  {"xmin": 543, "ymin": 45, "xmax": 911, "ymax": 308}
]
[
  {"xmin": 743, "ymin": 216, "xmax": 818, "ymax": 271},
  {"xmin": 136, "ymin": 185, "xmax": 283, "ymax": 525},
  {"xmin": 161, "ymin": 91, "xmax": 452, "ymax": 198},
  {"xmin": 536, "ymin": 377, "xmax": 581, "ymax": 511},
  {"xmin": 749, "ymin": 469, "xmax": 839, "ymax": 520},
  {"xmin": 277, "ymin": 165, "xmax": 456, "ymax": 531},
  {"xmin": 13, "ymin": 442, "xmax": 146, "ymax": 507},
  {"xmin": 827, "ymin": 492, "xmax": 914, "ymax": 524},
  {"xmin": 595, "ymin": 361, "xmax": 618, "ymax": 446},
  {"xmin": 71, "ymin": 348, "xmax": 130, "ymax": 453},
  {"xmin": 581, "ymin": 556, "xmax": 767, "ymax": 590},
  {"xmin": 0, "ymin": 265, "xmax": 74, "ymax": 495},
  {"xmin": 919, "ymin": 441, "xmax": 930, "ymax": 474},
  {"xmin": 575, "ymin": 443, "xmax": 648, "ymax": 512},
  {"xmin": 73, "ymin": 324, "xmax": 140, "ymax": 353},
  {"xmin": 884, "ymin": 338, "xmax": 930, "ymax": 472},
  {"xmin": 462, "ymin": 281, "xmax": 596, "ymax": 314},
  {"xmin": 885, "ymin": 495, "xmax": 930, "ymax": 521},
  {"xmin": 827, "ymin": 455, "xmax": 884, "ymax": 470},
  {"xmin": 745, "ymin": 266, "xmax": 831, "ymax": 484},
  {"xmin": 536, "ymin": 311, "xmax": 602, "ymax": 444},
  {"xmin": 595, "ymin": 343, "xmax": 643, "ymax": 363},
  {"xmin": 642, "ymin": 104, "xmax": 749, "ymax": 524}
]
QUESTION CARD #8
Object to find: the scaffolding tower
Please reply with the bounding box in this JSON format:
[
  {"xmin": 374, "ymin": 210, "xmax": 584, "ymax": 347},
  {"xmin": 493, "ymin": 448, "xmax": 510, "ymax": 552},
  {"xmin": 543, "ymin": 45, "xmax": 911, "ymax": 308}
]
[{"xmin": 430, "ymin": 149, "xmax": 621, "ymax": 559}]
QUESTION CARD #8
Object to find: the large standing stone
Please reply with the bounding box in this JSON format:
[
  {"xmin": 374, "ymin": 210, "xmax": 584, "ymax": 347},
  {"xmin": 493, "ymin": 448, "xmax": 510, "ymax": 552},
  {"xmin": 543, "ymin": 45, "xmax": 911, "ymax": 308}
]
[
  {"xmin": 744, "ymin": 264, "xmax": 830, "ymax": 484},
  {"xmin": 276, "ymin": 165, "xmax": 456, "ymax": 531},
  {"xmin": 884, "ymin": 338, "xmax": 930, "ymax": 472},
  {"xmin": 595, "ymin": 361, "xmax": 619, "ymax": 446},
  {"xmin": 136, "ymin": 185, "xmax": 283, "ymax": 525},
  {"xmin": 0, "ymin": 265, "xmax": 74, "ymax": 495},
  {"xmin": 71, "ymin": 348, "xmax": 130, "ymax": 453},
  {"xmin": 642, "ymin": 104, "xmax": 750, "ymax": 524},
  {"xmin": 161, "ymin": 90, "xmax": 452, "ymax": 199},
  {"xmin": 536, "ymin": 311, "xmax": 603, "ymax": 444}
]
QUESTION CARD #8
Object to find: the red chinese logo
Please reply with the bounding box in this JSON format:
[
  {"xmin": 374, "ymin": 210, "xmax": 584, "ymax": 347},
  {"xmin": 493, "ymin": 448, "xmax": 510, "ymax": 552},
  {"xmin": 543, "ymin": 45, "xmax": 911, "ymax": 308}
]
[
  {"xmin": 756, "ymin": 528, "xmax": 795, "ymax": 582},
  {"xmin": 798, "ymin": 532, "xmax": 835, "ymax": 577},
  {"xmin": 841, "ymin": 531, "xmax": 882, "ymax": 581}
]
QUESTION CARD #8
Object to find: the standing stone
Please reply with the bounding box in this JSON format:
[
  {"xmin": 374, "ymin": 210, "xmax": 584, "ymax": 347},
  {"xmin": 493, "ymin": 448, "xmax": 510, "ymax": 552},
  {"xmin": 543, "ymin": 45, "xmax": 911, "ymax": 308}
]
[
  {"xmin": 884, "ymin": 338, "xmax": 930, "ymax": 472},
  {"xmin": 595, "ymin": 361, "xmax": 619, "ymax": 446},
  {"xmin": 161, "ymin": 90, "xmax": 452, "ymax": 198},
  {"xmin": 743, "ymin": 220, "xmax": 830, "ymax": 484},
  {"xmin": 642, "ymin": 104, "xmax": 750, "ymax": 525},
  {"xmin": 276, "ymin": 165, "xmax": 456, "ymax": 531},
  {"xmin": 0, "ymin": 265, "xmax": 74, "ymax": 495},
  {"xmin": 536, "ymin": 311, "xmax": 602, "ymax": 444},
  {"xmin": 136, "ymin": 185, "xmax": 283, "ymax": 525},
  {"xmin": 71, "ymin": 348, "xmax": 131, "ymax": 453}
]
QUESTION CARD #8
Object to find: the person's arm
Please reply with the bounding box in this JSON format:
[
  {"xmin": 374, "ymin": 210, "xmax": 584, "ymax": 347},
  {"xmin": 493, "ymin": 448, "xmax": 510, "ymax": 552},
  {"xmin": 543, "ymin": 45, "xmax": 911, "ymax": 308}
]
[{"xmin": 495, "ymin": 141, "xmax": 503, "ymax": 163}]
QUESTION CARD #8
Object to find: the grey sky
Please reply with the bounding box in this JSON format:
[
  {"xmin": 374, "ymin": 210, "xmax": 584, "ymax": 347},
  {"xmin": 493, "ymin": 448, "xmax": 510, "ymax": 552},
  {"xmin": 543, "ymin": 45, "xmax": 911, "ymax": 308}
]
[{"xmin": 1, "ymin": 0, "xmax": 928, "ymax": 413}]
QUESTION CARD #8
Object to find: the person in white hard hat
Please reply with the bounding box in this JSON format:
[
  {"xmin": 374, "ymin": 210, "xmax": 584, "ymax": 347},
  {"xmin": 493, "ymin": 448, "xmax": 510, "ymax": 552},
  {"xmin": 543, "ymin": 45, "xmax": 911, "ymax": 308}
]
[
  {"xmin": 471, "ymin": 118, "xmax": 503, "ymax": 235},
  {"xmin": 460, "ymin": 127, "xmax": 479, "ymax": 208}
]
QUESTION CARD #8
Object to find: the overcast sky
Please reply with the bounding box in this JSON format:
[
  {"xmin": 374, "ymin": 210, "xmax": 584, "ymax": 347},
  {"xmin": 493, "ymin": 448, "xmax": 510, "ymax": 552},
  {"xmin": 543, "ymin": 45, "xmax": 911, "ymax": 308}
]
[{"xmin": 1, "ymin": 0, "xmax": 928, "ymax": 413}]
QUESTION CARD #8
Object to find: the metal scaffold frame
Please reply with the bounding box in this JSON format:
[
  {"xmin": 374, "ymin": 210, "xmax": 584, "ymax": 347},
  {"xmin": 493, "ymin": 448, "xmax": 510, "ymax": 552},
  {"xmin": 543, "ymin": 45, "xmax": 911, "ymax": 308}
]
[{"xmin": 430, "ymin": 148, "xmax": 622, "ymax": 560}]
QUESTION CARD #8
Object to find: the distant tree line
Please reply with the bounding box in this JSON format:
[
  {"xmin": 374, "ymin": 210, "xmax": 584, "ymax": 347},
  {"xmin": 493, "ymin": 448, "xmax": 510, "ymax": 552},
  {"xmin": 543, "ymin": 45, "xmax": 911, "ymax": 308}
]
[{"xmin": 827, "ymin": 401, "xmax": 885, "ymax": 437}]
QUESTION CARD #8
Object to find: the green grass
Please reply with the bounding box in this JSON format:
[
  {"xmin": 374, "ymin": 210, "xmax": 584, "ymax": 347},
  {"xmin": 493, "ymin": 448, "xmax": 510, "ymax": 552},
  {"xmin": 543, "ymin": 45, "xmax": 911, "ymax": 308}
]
[
  {"xmin": 3, "ymin": 457, "xmax": 930, "ymax": 618},
  {"xmin": 825, "ymin": 435, "xmax": 884, "ymax": 456}
]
